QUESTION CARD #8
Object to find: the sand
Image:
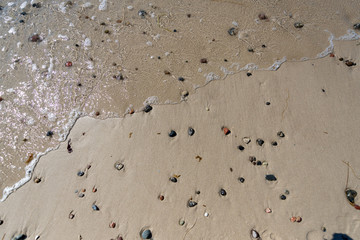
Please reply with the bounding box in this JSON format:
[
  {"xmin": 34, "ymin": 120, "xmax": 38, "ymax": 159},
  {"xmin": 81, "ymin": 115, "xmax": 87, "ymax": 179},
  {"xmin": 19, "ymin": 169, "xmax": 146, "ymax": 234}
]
[{"xmin": 0, "ymin": 39, "xmax": 360, "ymax": 239}]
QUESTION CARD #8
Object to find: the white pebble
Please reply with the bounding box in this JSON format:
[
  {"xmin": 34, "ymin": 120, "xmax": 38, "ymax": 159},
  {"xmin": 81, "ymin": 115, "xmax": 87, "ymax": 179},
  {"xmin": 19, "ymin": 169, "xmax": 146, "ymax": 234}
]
[
  {"xmin": 98, "ymin": 0, "xmax": 107, "ymax": 11},
  {"xmin": 84, "ymin": 38, "xmax": 91, "ymax": 47},
  {"xmin": 8, "ymin": 2, "xmax": 15, "ymax": 7},
  {"xmin": 232, "ymin": 21, "xmax": 238, "ymax": 26},
  {"xmin": 91, "ymin": 16, "xmax": 96, "ymax": 20},
  {"xmin": 146, "ymin": 41, "xmax": 152, "ymax": 46},
  {"xmin": 58, "ymin": 34, "xmax": 69, "ymax": 41},
  {"xmin": 165, "ymin": 52, "xmax": 170, "ymax": 56},
  {"xmin": 20, "ymin": 1, "xmax": 28, "ymax": 9},
  {"xmin": 82, "ymin": 2, "xmax": 93, "ymax": 8},
  {"xmin": 127, "ymin": 5, "xmax": 133, "ymax": 10},
  {"xmin": 204, "ymin": 212, "xmax": 209, "ymax": 217},
  {"xmin": 8, "ymin": 27, "xmax": 17, "ymax": 35},
  {"xmin": 17, "ymin": 42, "xmax": 23, "ymax": 48}
]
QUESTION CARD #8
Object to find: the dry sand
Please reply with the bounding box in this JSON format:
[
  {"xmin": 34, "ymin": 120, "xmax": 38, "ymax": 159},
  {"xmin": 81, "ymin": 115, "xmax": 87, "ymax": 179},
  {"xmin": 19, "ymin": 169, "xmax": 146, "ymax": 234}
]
[{"xmin": 0, "ymin": 40, "xmax": 360, "ymax": 239}]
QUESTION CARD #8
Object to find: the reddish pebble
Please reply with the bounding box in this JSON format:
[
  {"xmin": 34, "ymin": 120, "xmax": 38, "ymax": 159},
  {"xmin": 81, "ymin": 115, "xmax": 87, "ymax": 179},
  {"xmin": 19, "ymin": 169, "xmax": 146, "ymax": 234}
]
[
  {"xmin": 65, "ymin": 61, "xmax": 72, "ymax": 67},
  {"xmin": 159, "ymin": 195, "xmax": 164, "ymax": 201},
  {"xmin": 258, "ymin": 13, "xmax": 267, "ymax": 20},
  {"xmin": 329, "ymin": 53, "xmax": 335, "ymax": 57},
  {"xmin": 92, "ymin": 186, "xmax": 97, "ymax": 192},
  {"xmin": 222, "ymin": 127, "xmax": 231, "ymax": 135},
  {"xmin": 200, "ymin": 58, "xmax": 208, "ymax": 63},
  {"xmin": 0, "ymin": 97, "xmax": 3, "ymax": 102},
  {"xmin": 290, "ymin": 217, "xmax": 297, "ymax": 222},
  {"xmin": 109, "ymin": 222, "xmax": 116, "ymax": 228}
]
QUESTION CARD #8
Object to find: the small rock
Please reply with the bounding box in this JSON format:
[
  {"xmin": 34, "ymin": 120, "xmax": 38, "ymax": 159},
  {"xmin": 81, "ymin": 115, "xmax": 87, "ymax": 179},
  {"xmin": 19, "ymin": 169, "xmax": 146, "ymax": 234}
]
[
  {"xmin": 169, "ymin": 130, "xmax": 177, "ymax": 137},
  {"xmin": 46, "ymin": 131, "xmax": 54, "ymax": 137},
  {"xmin": 144, "ymin": 105, "xmax": 153, "ymax": 113},
  {"xmin": 188, "ymin": 127, "xmax": 195, "ymax": 136},
  {"xmin": 159, "ymin": 195, "xmax": 164, "ymax": 201},
  {"xmin": 219, "ymin": 188, "xmax": 227, "ymax": 196},
  {"xmin": 280, "ymin": 194, "xmax": 286, "ymax": 200},
  {"xmin": 265, "ymin": 207, "xmax": 272, "ymax": 213},
  {"xmin": 238, "ymin": 177, "xmax": 245, "ymax": 183},
  {"xmin": 204, "ymin": 212, "xmax": 209, "ymax": 217},
  {"xmin": 34, "ymin": 177, "xmax": 41, "ymax": 183},
  {"xmin": 78, "ymin": 193, "xmax": 85, "ymax": 198},
  {"xmin": 109, "ymin": 222, "xmax": 116, "ymax": 228},
  {"xmin": 290, "ymin": 216, "xmax": 297, "ymax": 222},
  {"xmin": 265, "ymin": 174, "xmax": 277, "ymax": 181},
  {"xmin": 345, "ymin": 60, "xmax": 356, "ymax": 67},
  {"xmin": 169, "ymin": 177, "xmax": 177, "ymax": 183},
  {"xmin": 0, "ymin": 220, "xmax": 3, "ymax": 225},
  {"xmin": 238, "ymin": 145, "xmax": 245, "ymax": 151},
  {"xmin": 92, "ymin": 204, "xmax": 99, "ymax": 211},
  {"xmin": 77, "ymin": 171, "xmax": 84, "ymax": 177},
  {"xmin": 353, "ymin": 23, "xmax": 360, "ymax": 30},
  {"xmin": 256, "ymin": 139, "xmax": 264, "ymax": 146},
  {"xmin": 114, "ymin": 162, "xmax": 124, "ymax": 171},
  {"xmin": 256, "ymin": 161, "xmax": 262, "ymax": 166},
  {"xmin": 271, "ymin": 141, "xmax": 278, "ymax": 146},
  {"xmin": 138, "ymin": 10, "xmax": 147, "ymax": 18},
  {"xmin": 12, "ymin": 234, "xmax": 27, "ymax": 240},
  {"xmin": 296, "ymin": 216, "xmax": 302, "ymax": 222},
  {"xmin": 243, "ymin": 137, "xmax": 251, "ymax": 144},
  {"xmin": 277, "ymin": 131, "xmax": 285, "ymax": 138},
  {"xmin": 222, "ymin": 127, "xmax": 231, "ymax": 135},
  {"xmin": 284, "ymin": 190, "xmax": 290, "ymax": 195},
  {"xmin": 251, "ymin": 229, "xmax": 260, "ymax": 239},
  {"xmin": 258, "ymin": 13, "xmax": 267, "ymax": 20},
  {"xmin": 178, "ymin": 77, "xmax": 185, "ymax": 81},
  {"xmin": 69, "ymin": 211, "xmax": 75, "ymax": 219},
  {"xmin": 249, "ymin": 156, "xmax": 256, "ymax": 163},
  {"xmin": 294, "ymin": 22, "xmax": 304, "ymax": 28},
  {"xmin": 247, "ymin": 72, "xmax": 252, "ymax": 77},
  {"xmin": 228, "ymin": 27, "xmax": 237, "ymax": 36},
  {"xmin": 200, "ymin": 58, "xmax": 208, "ymax": 64},
  {"xmin": 188, "ymin": 200, "xmax": 198, "ymax": 207},
  {"xmin": 181, "ymin": 91, "xmax": 189, "ymax": 97},
  {"xmin": 179, "ymin": 219, "xmax": 185, "ymax": 225},
  {"xmin": 141, "ymin": 229, "xmax": 152, "ymax": 239},
  {"xmin": 321, "ymin": 227, "xmax": 326, "ymax": 232},
  {"xmin": 29, "ymin": 34, "xmax": 42, "ymax": 42}
]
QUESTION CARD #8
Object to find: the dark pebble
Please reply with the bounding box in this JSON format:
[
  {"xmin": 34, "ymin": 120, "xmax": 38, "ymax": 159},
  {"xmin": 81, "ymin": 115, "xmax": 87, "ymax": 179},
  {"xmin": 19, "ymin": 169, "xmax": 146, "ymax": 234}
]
[
  {"xmin": 13, "ymin": 234, "xmax": 27, "ymax": 240},
  {"xmin": 249, "ymin": 156, "xmax": 256, "ymax": 162},
  {"xmin": 169, "ymin": 177, "xmax": 177, "ymax": 183},
  {"xmin": 219, "ymin": 188, "xmax": 227, "ymax": 196},
  {"xmin": 0, "ymin": 6, "xmax": 3, "ymax": 11},
  {"xmin": 294, "ymin": 22, "xmax": 304, "ymax": 28},
  {"xmin": 262, "ymin": 44, "xmax": 266, "ymax": 48},
  {"xmin": 248, "ymin": 48, "xmax": 254, "ymax": 52},
  {"xmin": 256, "ymin": 139, "xmax": 264, "ymax": 146},
  {"xmin": 92, "ymin": 204, "xmax": 99, "ymax": 211},
  {"xmin": 19, "ymin": 20, "xmax": 25, "ymax": 23},
  {"xmin": 321, "ymin": 227, "xmax": 326, "ymax": 232},
  {"xmin": 20, "ymin": 12, "xmax": 27, "ymax": 15},
  {"xmin": 0, "ymin": 220, "xmax": 3, "ymax": 225},
  {"xmin": 247, "ymin": 72, "xmax": 252, "ymax": 77},
  {"xmin": 29, "ymin": 34, "xmax": 42, "ymax": 43},
  {"xmin": 138, "ymin": 10, "xmax": 147, "ymax": 18},
  {"xmin": 345, "ymin": 60, "xmax": 356, "ymax": 67},
  {"xmin": 178, "ymin": 77, "xmax": 185, "ymax": 81},
  {"xmin": 188, "ymin": 127, "xmax": 195, "ymax": 136},
  {"xmin": 114, "ymin": 162, "xmax": 124, "ymax": 171},
  {"xmin": 196, "ymin": 190, "xmax": 201, "ymax": 194},
  {"xmin": 238, "ymin": 145, "xmax": 245, "ymax": 151},
  {"xmin": 77, "ymin": 171, "xmax": 85, "ymax": 177},
  {"xmin": 238, "ymin": 177, "xmax": 245, "ymax": 183},
  {"xmin": 277, "ymin": 131, "xmax": 285, "ymax": 138},
  {"xmin": 271, "ymin": 141, "xmax": 278, "ymax": 146},
  {"xmin": 200, "ymin": 58, "xmax": 208, "ymax": 63},
  {"xmin": 188, "ymin": 200, "xmax": 198, "ymax": 207},
  {"xmin": 173, "ymin": 29, "xmax": 177, "ymax": 32},
  {"xmin": 280, "ymin": 194, "xmax": 286, "ymax": 200},
  {"xmin": 228, "ymin": 27, "xmax": 237, "ymax": 36},
  {"xmin": 187, "ymin": 14, "xmax": 191, "ymax": 18},
  {"xmin": 32, "ymin": 3, "xmax": 41, "ymax": 8},
  {"xmin": 46, "ymin": 131, "xmax": 54, "ymax": 137},
  {"xmin": 265, "ymin": 174, "xmax": 277, "ymax": 181},
  {"xmin": 353, "ymin": 23, "xmax": 360, "ymax": 30},
  {"xmin": 157, "ymin": 56, "xmax": 161, "ymax": 59},
  {"xmin": 144, "ymin": 105, "xmax": 153, "ymax": 113},
  {"xmin": 256, "ymin": 161, "xmax": 262, "ymax": 166},
  {"xmin": 141, "ymin": 229, "xmax": 152, "ymax": 239},
  {"xmin": 169, "ymin": 130, "xmax": 177, "ymax": 137},
  {"xmin": 224, "ymin": 59, "xmax": 228, "ymax": 62},
  {"xmin": 258, "ymin": 13, "xmax": 267, "ymax": 20},
  {"xmin": 339, "ymin": 57, "xmax": 344, "ymax": 61},
  {"xmin": 75, "ymin": 44, "xmax": 79, "ymax": 47},
  {"xmin": 322, "ymin": 89, "xmax": 325, "ymax": 93},
  {"xmin": 266, "ymin": 102, "xmax": 270, "ymax": 105}
]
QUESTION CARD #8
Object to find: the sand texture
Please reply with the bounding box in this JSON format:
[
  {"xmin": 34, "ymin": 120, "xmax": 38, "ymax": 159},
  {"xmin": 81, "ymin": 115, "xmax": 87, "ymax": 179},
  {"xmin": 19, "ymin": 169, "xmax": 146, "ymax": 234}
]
[{"xmin": 0, "ymin": 40, "xmax": 359, "ymax": 239}]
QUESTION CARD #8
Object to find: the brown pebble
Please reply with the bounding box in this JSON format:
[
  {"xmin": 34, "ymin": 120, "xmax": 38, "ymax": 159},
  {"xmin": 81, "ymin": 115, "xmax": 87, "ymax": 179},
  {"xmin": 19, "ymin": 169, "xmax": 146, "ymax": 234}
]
[
  {"xmin": 290, "ymin": 217, "xmax": 297, "ymax": 222},
  {"xmin": 345, "ymin": 60, "xmax": 356, "ymax": 67},
  {"xmin": 258, "ymin": 13, "xmax": 267, "ymax": 20},
  {"xmin": 159, "ymin": 195, "xmax": 164, "ymax": 201},
  {"xmin": 329, "ymin": 53, "xmax": 335, "ymax": 57},
  {"xmin": 200, "ymin": 58, "xmax": 208, "ymax": 64},
  {"xmin": 109, "ymin": 222, "xmax": 116, "ymax": 228},
  {"xmin": 92, "ymin": 186, "xmax": 97, "ymax": 192},
  {"xmin": 164, "ymin": 70, "xmax": 171, "ymax": 75},
  {"xmin": 296, "ymin": 216, "xmax": 302, "ymax": 222},
  {"xmin": 339, "ymin": 57, "xmax": 344, "ymax": 61},
  {"xmin": 116, "ymin": 19, "xmax": 122, "ymax": 23},
  {"xmin": 81, "ymin": 188, "xmax": 86, "ymax": 192},
  {"xmin": 95, "ymin": 111, "xmax": 100, "ymax": 116},
  {"xmin": 34, "ymin": 177, "xmax": 41, "ymax": 183},
  {"xmin": 222, "ymin": 127, "xmax": 231, "ymax": 135},
  {"xmin": 29, "ymin": 34, "xmax": 42, "ymax": 42},
  {"xmin": 0, "ymin": 97, "xmax": 3, "ymax": 102},
  {"xmin": 187, "ymin": 14, "xmax": 191, "ymax": 18}
]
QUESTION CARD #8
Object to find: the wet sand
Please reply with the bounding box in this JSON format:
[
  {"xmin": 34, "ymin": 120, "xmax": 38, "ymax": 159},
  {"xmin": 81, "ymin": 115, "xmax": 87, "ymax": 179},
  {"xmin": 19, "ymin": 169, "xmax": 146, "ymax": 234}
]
[{"xmin": 0, "ymin": 40, "xmax": 360, "ymax": 239}]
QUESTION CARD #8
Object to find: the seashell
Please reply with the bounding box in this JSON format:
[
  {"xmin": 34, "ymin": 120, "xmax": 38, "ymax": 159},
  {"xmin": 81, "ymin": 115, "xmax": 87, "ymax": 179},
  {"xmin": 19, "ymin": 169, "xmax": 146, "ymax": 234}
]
[
  {"xmin": 250, "ymin": 229, "xmax": 260, "ymax": 239},
  {"xmin": 114, "ymin": 162, "xmax": 124, "ymax": 171}
]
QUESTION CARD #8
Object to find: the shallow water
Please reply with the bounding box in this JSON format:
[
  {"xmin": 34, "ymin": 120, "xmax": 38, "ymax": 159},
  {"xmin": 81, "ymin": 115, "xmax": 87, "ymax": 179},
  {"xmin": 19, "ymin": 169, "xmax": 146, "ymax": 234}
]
[{"xmin": 0, "ymin": 0, "xmax": 359, "ymax": 200}]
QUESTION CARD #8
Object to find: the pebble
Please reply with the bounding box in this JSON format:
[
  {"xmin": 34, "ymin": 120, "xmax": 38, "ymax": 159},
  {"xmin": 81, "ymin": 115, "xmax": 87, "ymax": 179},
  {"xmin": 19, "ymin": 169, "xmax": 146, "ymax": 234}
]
[
  {"xmin": 296, "ymin": 216, "xmax": 302, "ymax": 222},
  {"xmin": 345, "ymin": 60, "xmax": 356, "ymax": 67},
  {"xmin": 219, "ymin": 188, "xmax": 227, "ymax": 196},
  {"xmin": 92, "ymin": 204, "xmax": 100, "ymax": 211},
  {"xmin": 294, "ymin": 22, "xmax": 304, "ymax": 28},
  {"xmin": 284, "ymin": 190, "xmax": 290, "ymax": 195},
  {"xmin": 12, "ymin": 234, "xmax": 27, "ymax": 240},
  {"xmin": 159, "ymin": 195, "xmax": 164, "ymax": 201},
  {"xmin": 114, "ymin": 162, "xmax": 124, "ymax": 171},
  {"xmin": 247, "ymin": 72, "xmax": 252, "ymax": 77},
  {"xmin": 141, "ymin": 229, "xmax": 152, "ymax": 239},
  {"xmin": 78, "ymin": 193, "xmax": 85, "ymax": 198},
  {"xmin": 169, "ymin": 130, "xmax": 177, "ymax": 137},
  {"xmin": 271, "ymin": 141, "xmax": 278, "ymax": 146},
  {"xmin": 77, "ymin": 171, "xmax": 85, "ymax": 177},
  {"xmin": 256, "ymin": 139, "xmax": 264, "ymax": 146},
  {"xmin": 109, "ymin": 222, "xmax": 116, "ymax": 228},
  {"xmin": 34, "ymin": 177, "xmax": 41, "ymax": 183},
  {"xmin": 238, "ymin": 145, "xmax": 245, "ymax": 151},
  {"xmin": 170, "ymin": 177, "xmax": 177, "ymax": 183},
  {"xmin": 222, "ymin": 127, "xmax": 231, "ymax": 135},
  {"xmin": 46, "ymin": 131, "xmax": 54, "ymax": 137},
  {"xmin": 144, "ymin": 104, "xmax": 153, "ymax": 113},
  {"xmin": 204, "ymin": 212, "xmax": 209, "ymax": 217},
  {"xmin": 258, "ymin": 13, "xmax": 267, "ymax": 20},
  {"xmin": 188, "ymin": 127, "xmax": 195, "ymax": 136},
  {"xmin": 353, "ymin": 23, "xmax": 360, "ymax": 30},
  {"xmin": 69, "ymin": 211, "xmax": 75, "ymax": 219},
  {"xmin": 265, "ymin": 174, "xmax": 277, "ymax": 181},
  {"xmin": 178, "ymin": 77, "xmax": 185, "ymax": 81},
  {"xmin": 179, "ymin": 219, "xmax": 185, "ymax": 225},
  {"xmin": 321, "ymin": 227, "xmax": 326, "ymax": 232},
  {"xmin": 249, "ymin": 156, "xmax": 256, "ymax": 163},
  {"xmin": 188, "ymin": 200, "xmax": 197, "ymax": 207},
  {"xmin": 251, "ymin": 229, "xmax": 260, "ymax": 239},
  {"xmin": 0, "ymin": 220, "xmax": 3, "ymax": 225},
  {"xmin": 138, "ymin": 10, "xmax": 147, "ymax": 18},
  {"xmin": 238, "ymin": 177, "xmax": 245, "ymax": 183},
  {"xmin": 280, "ymin": 194, "xmax": 286, "ymax": 200},
  {"xmin": 243, "ymin": 137, "xmax": 251, "ymax": 144},
  {"xmin": 277, "ymin": 131, "xmax": 285, "ymax": 138},
  {"xmin": 228, "ymin": 27, "xmax": 237, "ymax": 36},
  {"xmin": 200, "ymin": 58, "xmax": 208, "ymax": 64},
  {"xmin": 265, "ymin": 208, "xmax": 272, "ymax": 213},
  {"xmin": 290, "ymin": 216, "xmax": 297, "ymax": 222},
  {"xmin": 256, "ymin": 161, "xmax": 262, "ymax": 166},
  {"xmin": 65, "ymin": 61, "xmax": 73, "ymax": 67}
]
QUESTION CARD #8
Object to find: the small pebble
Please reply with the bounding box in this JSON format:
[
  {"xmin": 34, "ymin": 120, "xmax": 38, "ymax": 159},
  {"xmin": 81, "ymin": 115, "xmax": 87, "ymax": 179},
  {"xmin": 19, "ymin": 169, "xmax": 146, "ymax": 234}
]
[
  {"xmin": 256, "ymin": 161, "xmax": 262, "ymax": 166},
  {"xmin": 200, "ymin": 58, "xmax": 208, "ymax": 63},
  {"xmin": 69, "ymin": 211, "xmax": 75, "ymax": 219},
  {"xmin": 247, "ymin": 72, "xmax": 252, "ymax": 77},
  {"xmin": 256, "ymin": 139, "xmax": 264, "ymax": 146},
  {"xmin": 0, "ymin": 220, "xmax": 3, "ymax": 225},
  {"xmin": 178, "ymin": 77, "xmax": 185, "ymax": 81},
  {"xmin": 169, "ymin": 130, "xmax": 177, "ymax": 137},
  {"xmin": 32, "ymin": 3, "xmax": 41, "ymax": 8},
  {"xmin": 92, "ymin": 186, "xmax": 97, "ymax": 192},
  {"xmin": 238, "ymin": 145, "xmax": 245, "ymax": 151},
  {"xmin": 78, "ymin": 193, "xmax": 85, "ymax": 198},
  {"xmin": 277, "ymin": 131, "xmax": 285, "ymax": 138},
  {"xmin": 228, "ymin": 27, "xmax": 237, "ymax": 36},
  {"xmin": 251, "ymin": 229, "xmax": 260, "ymax": 239},
  {"xmin": 109, "ymin": 222, "xmax": 116, "ymax": 228},
  {"xmin": 19, "ymin": 20, "xmax": 25, "ymax": 23},
  {"xmin": 265, "ymin": 208, "xmax": 272, "ymax": 213},
  {"xmin": 204, "ymin": 212, "xmax": 209, "ymax": 217},
  {"xmin": 188, "ymin": 127, "xmax": 195, "ymax": 136},
  {"xmin": 265, "ymin": 174, "xmax": 277, "ymax": 181},
  {"xmin": 290, "ymin": 216, "xmax": 297, "ymax": 222},
  {"xmin": 92, "ymin": 204, "xmax": 99, "ymax": 211},
  {"xmin": 77, "ymin": 171, "xmax": 85, "ymax": 177},
  {"xmin": 13, "ymin": 234, "xmax": 27, "ymax": 240},
  {"xmin": 196, "ymin": 190, "xmax": 201, "ymax": 194},
  {"xmin": 248, "ymin": 48, "xmax": 254, "ymax": 52},
  {"xmin": 65, "ymin": 61, "xmax": 73, "ymax": 67},
  {"xmin": 345, "ymin": 60, "xmax": 356, "ymax": 67},
  {"xmin": 34, "ymin": 177, "xmax": 41, "ymax": 183},
  {"xmin": 280, "ymin": 194, "xmax": 286, "ymax": 200},
  {"xmin": 219, "ymin": 188, "xmax": 227, "ymax": 196},
  {"xmin": 169, "ymin": 177, "xmax": 177, "ymax": 183},
  {"xmin": 159, "ymin": 195, "xmax": 164, "ymax": 201},
  {"xmin": 114, "ymin": 162, "xmax": 124, "ymax": 171},
  {"xmin": 284, "ymin": 190, "xmax": 290, "ymax": 195},
  {"xmin": 238, "ymin": 177, "xmax": 245, "ymax": 183},
  {"xmin": 353, "ymin": 23, "xmax": 360, "ymax": 30},
  {"xmin": 265, "ymin": 102, "xmax": 270, "ymax": 105},
  {"xmin": 271, "ymin": 141, "xmax": 278, "ymax": 146},
  {"xmin": 243, "ymin": 137, "xmax": 251, "ymax": 144},
  {"xmin": 294, "ymin": 22, "xmax": 304, "ymax": 28},
  {"xmin": 249, "ymin": 156, "xmax": 256, "ymax": 163},
  {"xmin": 141, "ymin": 229, "xmax": 152, "ymax": 239},
  {"xmin": 296, "ymin": 216, "xmax": 302, "ymax": 222},
  {"xmin": 339, "ymin": 57, "xmax": 344, "ymax": 61},
  {"xmin": 179, "ymin": 219, "xmax": 185, "ymax": 225},
  {"xmin": 188, "ymin": 200, "xmax": 198, "ymax": 207},
  {"xmin": 258, "ymin": 13, "xmax": 267, "ymax": 20},
  {"xmin": 138, "ymin": 10, "xmax": 147, "ymax": 18},
  {"xmin": 144, "ymin": 105, "xmax": 153, "ymax": 113},
  {"xmin": 222, "ymin": 127, "xmax": 231, "ymax": 135},
  {"xmin": 321, "ymin": 227, "xmax": 326, "ymax": 232},
  {"xmin": 46, "ymin": 131, "xmax": 54, "ymax": 137}
]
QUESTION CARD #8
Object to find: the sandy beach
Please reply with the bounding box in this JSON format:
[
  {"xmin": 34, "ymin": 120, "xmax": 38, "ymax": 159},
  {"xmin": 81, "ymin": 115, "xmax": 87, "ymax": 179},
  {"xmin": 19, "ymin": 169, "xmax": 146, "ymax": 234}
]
[{"xmin": 1, "ymin": 0, "xmax": 360, "ymax": 239}]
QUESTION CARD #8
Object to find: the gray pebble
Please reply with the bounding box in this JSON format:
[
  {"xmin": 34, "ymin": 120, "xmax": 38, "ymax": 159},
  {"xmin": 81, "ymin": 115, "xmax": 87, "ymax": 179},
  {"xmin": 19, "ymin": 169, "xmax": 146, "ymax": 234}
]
[
  {"xmin": 354, "ymin": 23, "xmax": 360, "ymax": 30},
  {"xmin": 138, "ymin": 10, "xmax": 147, "ymax": 18},
  {"xmin": 265, "ymin": 174, "xmax": 277, "ymax": 181},
  {"xmin": 141, "ymin": 229, "xmax": 152, "ymax": 239},
  {"xmin": 188, "ymin": 200, "xmax": 197, "ymax": 207},
  {"xmin": 169, "ymin": 177, "xmax": 177, "ymax": 183},
  {"xmin": 144, "ymin": 105, "xmax": 152, "ymax": 113},
  {"xmin": 228, "ymin": 27, "xmax": 237, "ymax": 36},
  {"xmin": 77, "ymin": 171, "xmax": 84, "ymax": 177},
  {"xmin": 92, "ymin": 204, "xmax": 99, "ymax": 211},
  {"xmin": 188, "ymin": 127, "xmax": 195, "ymax": 136},
  {"xmin": 12, "ymin": 235, "xmax": 27, "ymax": 240},
  {"xmin": 294, "ymin": 22, "xmax": 304, "ymax": 28}
]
